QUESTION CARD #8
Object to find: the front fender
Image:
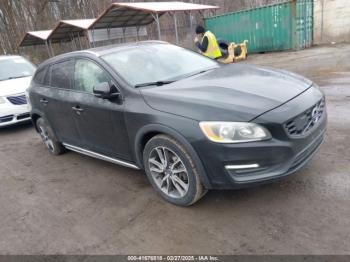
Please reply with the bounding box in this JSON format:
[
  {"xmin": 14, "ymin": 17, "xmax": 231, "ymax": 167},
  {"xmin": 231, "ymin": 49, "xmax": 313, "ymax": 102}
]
[{"xmin": 134, "ymin": 123, "xmax": 212, "ymax": 189}]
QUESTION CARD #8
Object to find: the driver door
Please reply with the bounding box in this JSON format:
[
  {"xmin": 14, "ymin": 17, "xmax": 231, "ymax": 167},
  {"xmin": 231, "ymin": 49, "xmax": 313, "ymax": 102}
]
[{"xmin": 70, "ymin": 58, "xmax": 131, "ymax": 160}]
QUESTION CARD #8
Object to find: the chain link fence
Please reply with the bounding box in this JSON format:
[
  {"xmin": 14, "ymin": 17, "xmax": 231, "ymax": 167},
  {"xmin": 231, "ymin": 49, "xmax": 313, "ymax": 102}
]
[{"xmin": 2, "ymin": 0, "xmax": 347, "ymax": 62}]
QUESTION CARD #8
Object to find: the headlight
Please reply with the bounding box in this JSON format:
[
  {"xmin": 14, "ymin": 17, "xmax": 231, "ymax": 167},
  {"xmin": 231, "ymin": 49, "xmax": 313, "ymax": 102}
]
[
  {"xmin": 199, "ymin": 122, "xmax": 271, "ymax": 143},
  {"xmin": 25, "ymin": 89, "xmax": 32, "ymax": 111},
  {"xmin": 0, "ymin": 96, "xmax": 6, "ymax": 104}
]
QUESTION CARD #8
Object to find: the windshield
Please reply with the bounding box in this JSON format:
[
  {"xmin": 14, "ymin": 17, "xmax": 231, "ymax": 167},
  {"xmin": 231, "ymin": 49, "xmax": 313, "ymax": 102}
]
[
  {"xmin": 102, "ymin": 44, "xmax": 219, "ymax": 87},
  {"xmin": 0, "ymin": 57, "xmax": 36, "ymax": 81}
]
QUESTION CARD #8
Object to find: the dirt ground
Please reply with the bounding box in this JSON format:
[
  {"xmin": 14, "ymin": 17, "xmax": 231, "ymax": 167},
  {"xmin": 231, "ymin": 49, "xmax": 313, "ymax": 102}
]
[{"xmin": 0, "ymin": 44, "xmax": 349, "ymax": 255}]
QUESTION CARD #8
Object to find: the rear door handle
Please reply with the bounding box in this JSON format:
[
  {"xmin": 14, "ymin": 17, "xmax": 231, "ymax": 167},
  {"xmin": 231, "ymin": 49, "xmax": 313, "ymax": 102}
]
[
  {"xmin": 72, "ymin": 106, "xmax": 84, "ymax": 112},
  {"xmin": 40, "ymin": 98, "xmax": 48, "ymax": 105},
  {"xmin": 72, "ymin": 106, "xmax": 84, "ymax": 115}
]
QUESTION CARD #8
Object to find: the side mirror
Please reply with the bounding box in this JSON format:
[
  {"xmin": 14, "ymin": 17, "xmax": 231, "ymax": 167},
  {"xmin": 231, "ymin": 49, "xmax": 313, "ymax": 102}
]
[{"xmin": 93, "ymin": 82, "xmax": 120, "ymax": 99}]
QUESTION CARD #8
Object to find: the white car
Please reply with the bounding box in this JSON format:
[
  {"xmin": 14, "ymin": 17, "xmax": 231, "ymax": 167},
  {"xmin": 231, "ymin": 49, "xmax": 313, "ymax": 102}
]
[{"xmin": 0, "ymin": 55, "xmax": 36, "ymax": 127}]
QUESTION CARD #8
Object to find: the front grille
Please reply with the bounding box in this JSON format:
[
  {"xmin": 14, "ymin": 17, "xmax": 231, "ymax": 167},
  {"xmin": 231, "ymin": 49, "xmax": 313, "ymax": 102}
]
[
  {"xmin": 7, "ymin": 94, "xmax": 27, "ymax": 105},
  {"xmin": 284, "ymin": 98, "xmax": 325, "ymax": 137},
  {"xmin": 0, "ymin": 115, "xmax": 14, "ymax": 123},
  {"xmin": 17, "ymin": 113, "xmax": 30, "ymax": 120},
  {"xmin": 288, "ymin": 134, "xmax": 324, "ymax": 172}
]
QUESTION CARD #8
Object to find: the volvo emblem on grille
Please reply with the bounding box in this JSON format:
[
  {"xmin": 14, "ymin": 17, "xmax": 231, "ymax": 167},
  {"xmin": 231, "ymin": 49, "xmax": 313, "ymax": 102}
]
[{"xmin": 286, "ymin": 98, "xmax": 325, "ymax": 137}]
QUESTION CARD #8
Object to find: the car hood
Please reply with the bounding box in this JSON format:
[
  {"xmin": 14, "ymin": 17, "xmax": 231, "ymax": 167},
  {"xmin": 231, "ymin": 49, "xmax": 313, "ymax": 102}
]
[
  {"xmin": 141, "ymin": 64, "xmax": 313, "ymax": 121},
  {"xmin": 0, "ymin": 76, "xmax": 32, "ymax": 96}
]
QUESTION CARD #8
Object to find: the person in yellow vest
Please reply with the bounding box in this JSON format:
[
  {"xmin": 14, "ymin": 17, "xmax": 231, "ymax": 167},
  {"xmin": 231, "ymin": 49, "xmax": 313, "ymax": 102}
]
[{"xmin": 194, "ymin": 25, "xmax": 222, "ymax": 59}]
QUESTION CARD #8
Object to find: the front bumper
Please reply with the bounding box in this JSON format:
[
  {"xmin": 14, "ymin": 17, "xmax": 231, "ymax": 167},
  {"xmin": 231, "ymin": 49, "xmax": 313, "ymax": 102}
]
[
  {"xmin": 191, "ymin": 88, "xmax": 327, "ymax": 189},
  {"xmin": 0, "ymin": 104, "xmax": 31, "ymax": 127},
  {"xmin": 193, "ymin": 126, "xmax": 326, "ymax": 189},
  {"xmin": 225, "ymin": 128, "xmax": 325, "ymax": 184}
]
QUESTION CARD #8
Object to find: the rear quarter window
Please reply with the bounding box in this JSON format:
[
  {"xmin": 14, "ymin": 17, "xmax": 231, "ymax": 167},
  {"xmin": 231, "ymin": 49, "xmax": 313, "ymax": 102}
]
[
  {"xmin": 43, "ymin": 67, "xmax": 51, "ymax": 86},
  {"xmin": 32, "ymin": 67, "xmax": 47, "ymax": 85}
]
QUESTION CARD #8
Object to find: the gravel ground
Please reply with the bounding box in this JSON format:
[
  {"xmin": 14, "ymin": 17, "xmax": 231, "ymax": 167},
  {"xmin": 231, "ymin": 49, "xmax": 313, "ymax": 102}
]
[{"xmin": 0, "ymin": 44, "xmax": 349, "ymax": 255}]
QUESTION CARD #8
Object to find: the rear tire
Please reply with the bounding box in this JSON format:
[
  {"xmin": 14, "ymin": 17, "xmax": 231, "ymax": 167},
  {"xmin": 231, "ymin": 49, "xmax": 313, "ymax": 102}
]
[
  {"xmin": 36, "ymin": 118, "xmax": 65, "ymax": 155},
  {"xmin": 143, "ymin": 134, "xmax": 207, "ymax": 206}
]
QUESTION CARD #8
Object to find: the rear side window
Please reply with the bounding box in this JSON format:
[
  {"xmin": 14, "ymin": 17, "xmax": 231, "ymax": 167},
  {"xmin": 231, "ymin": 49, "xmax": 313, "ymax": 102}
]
[
  {"xmin": 33, "ymin": 68, "xmax": 47, "ymax": 85},
  {"xmin": 50, "ymin": 60, "xmax": 74, "ymax": 89}
]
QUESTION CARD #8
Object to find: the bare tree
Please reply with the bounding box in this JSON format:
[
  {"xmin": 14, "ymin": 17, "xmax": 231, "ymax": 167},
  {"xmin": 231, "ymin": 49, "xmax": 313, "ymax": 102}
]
[{"xmin": 0, "ymin": 0, "xmax": 279, "ymax": 60}]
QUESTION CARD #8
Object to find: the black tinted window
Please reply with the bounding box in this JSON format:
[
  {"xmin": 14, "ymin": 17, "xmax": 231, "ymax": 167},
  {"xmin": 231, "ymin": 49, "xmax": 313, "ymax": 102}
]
[
  {"xmin": 43, "ymin": 67, "xmax": 51, "ymax": 86},
  {"xmin": 51, "ymin": 60, "xmax": 74, "ymax": 89},
  {"xmin": 33, "ymin": 68, "xmax": 46, "ymax": 85}
]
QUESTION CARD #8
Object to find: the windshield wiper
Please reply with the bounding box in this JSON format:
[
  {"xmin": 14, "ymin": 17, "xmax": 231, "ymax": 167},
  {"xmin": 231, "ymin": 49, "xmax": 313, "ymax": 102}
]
[
  {"xmin": 134, "ymin": 68, "xmax": 217, "ymax": 88},
  {"xmin": 169, "ymin": 67, "xmax": 218, "ymax": 82},
  {"xmin": 135, "ymin": 80, "xmax": 175, "ymax": 88},
  {"xmin": 185, "ymin": 68, "xmax": 217, "ymax": 78}
]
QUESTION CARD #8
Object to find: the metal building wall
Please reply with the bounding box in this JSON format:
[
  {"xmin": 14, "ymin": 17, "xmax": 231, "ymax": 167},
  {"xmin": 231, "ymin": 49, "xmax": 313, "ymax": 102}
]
[
  {"xmin": 313, "ymin": 0, "xmax": 350, "ymax": 44},
  {"xmin": 205, "ymin": 0, "xmax": 313, "ymax": 53},
  {"xmin": 295, "ymin": 0, "xmax": 313, "ymax": 49}
]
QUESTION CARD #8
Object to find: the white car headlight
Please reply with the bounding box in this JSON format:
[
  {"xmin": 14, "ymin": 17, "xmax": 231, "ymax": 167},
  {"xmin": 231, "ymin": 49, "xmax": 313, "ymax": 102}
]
[
  {"xmin": 199, "ymin": 122, "xmax": 271, "ymax": 143},
  {"xmin": 0, "ymin": 96, "xmax": 6, "ymax": 104},
  {"xmin": 25, "ymin": 89, "xmax": 32, "ymax": 111}
]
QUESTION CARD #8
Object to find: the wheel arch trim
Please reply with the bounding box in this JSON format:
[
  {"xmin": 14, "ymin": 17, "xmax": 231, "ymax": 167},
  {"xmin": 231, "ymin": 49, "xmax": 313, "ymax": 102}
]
[
  {"xmin": 30, "ymin": 109, "xmax": 43, "ymax": 132},
  {"xmin": 30, "ymin": 109, "xmax": 59, "ymax": 140},
  {"xmin": 134, "ymin": 124, "xmax": 212, "ymax": 189}
]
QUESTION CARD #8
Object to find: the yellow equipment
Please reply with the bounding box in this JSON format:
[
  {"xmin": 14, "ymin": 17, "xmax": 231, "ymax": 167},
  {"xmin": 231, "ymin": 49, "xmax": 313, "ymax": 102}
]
[{"xmin": 219, "ymin": 40, "xmax": 249, "ymax": 64}]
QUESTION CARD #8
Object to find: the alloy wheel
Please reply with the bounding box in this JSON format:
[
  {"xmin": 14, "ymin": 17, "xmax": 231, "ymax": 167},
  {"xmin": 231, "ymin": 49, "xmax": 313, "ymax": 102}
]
[
  {"xmin": 148, "ymin": 146, "xmax": 189, "ymax": 198},
  {"xmin": 38, "ymin": 125, "xmax": 54, "ymax": 152}
]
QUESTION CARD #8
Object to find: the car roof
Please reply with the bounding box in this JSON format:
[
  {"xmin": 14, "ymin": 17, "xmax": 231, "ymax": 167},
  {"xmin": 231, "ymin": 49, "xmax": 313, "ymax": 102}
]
[
  {"xmin": 39, "ymin": 40, "xmax": 169, "ymax": 69},
  {"xmin": 88, "ymin": 40, "xmax": 169, "ymax": 56}
]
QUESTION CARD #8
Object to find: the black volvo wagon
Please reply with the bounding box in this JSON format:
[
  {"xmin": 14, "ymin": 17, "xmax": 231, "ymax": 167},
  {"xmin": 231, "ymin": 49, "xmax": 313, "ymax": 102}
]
[{"xmin": 28, "ymin": 41, "xmax": 327, "ymax": 206}]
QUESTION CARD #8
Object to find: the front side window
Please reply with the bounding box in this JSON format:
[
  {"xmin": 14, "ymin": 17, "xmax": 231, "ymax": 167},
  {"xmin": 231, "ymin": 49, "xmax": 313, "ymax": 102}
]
[
  {"xmin": 74, "ymin": 59, "xmax": 110, "ymax": 93},
  {"xmin": 50, "ymin": 60, "xmax": 74, "ymax": 89},
  {"xmin": 102, "ymin": 44, "xmax": 219, "ymax": 87},
  {"xmin": 0, "ymin": 57, "xmax": 36, "ymax": 82}
]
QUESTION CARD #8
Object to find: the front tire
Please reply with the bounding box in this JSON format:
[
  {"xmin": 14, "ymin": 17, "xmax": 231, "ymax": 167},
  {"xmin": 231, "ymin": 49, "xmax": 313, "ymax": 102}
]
[
  {"xmin": 143, "ymin": 135, "xmax": 206, "ymax": 206},
  {"xmin": 36, "ymin": 118, "xmax": 65, "ymax": 155}
]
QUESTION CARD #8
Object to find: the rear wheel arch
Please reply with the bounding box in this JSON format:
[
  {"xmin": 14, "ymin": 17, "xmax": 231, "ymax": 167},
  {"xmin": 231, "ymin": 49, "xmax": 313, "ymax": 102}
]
[
  {"xmin": 36, "ymin": 117, "xmax": 66, "ymax": 155},
  {"xmin": 31, "ymin": 112, "xmax": 60, "ymax": 143},
  {"xmin": 31, "ymin": 111, "xmax": 43, "ymax": 132},
  {"xmin": 134, "ymin": 124, "xmax": 212, "ymax": 189}
]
